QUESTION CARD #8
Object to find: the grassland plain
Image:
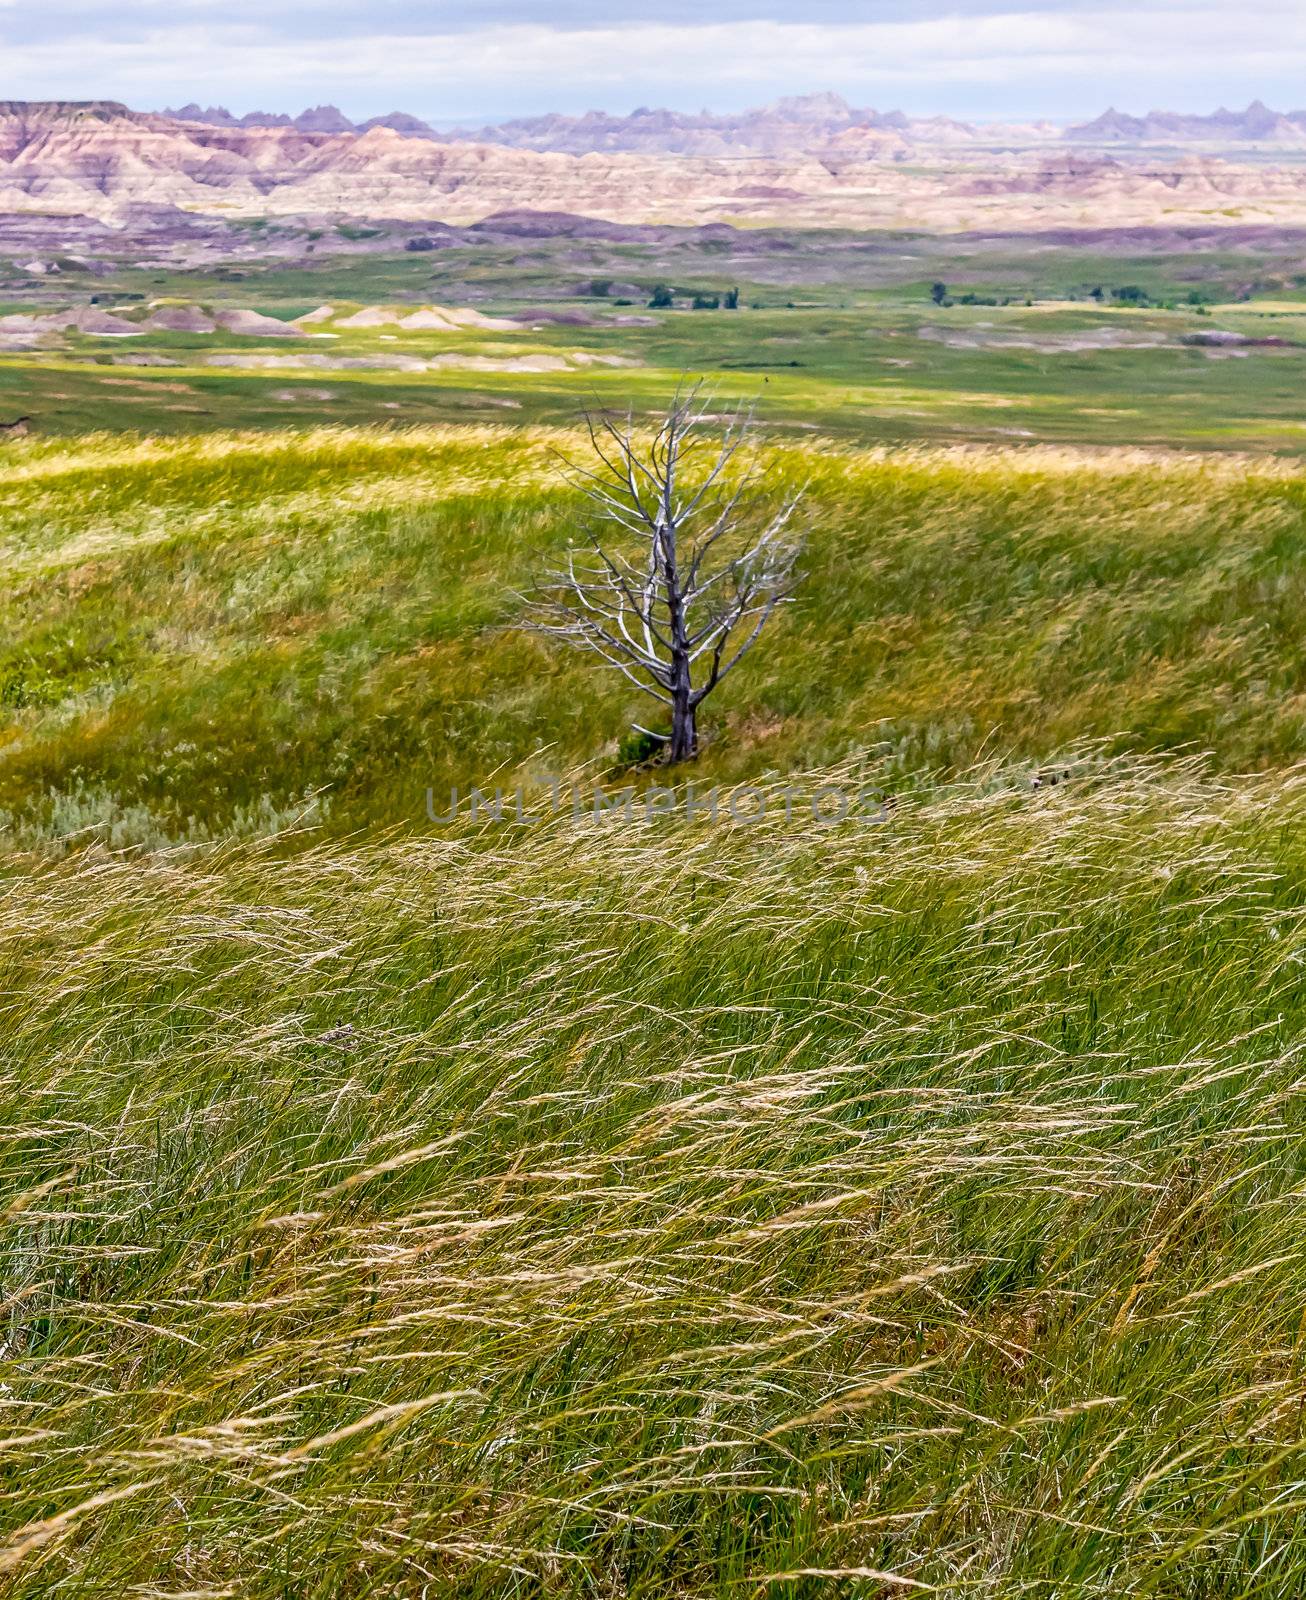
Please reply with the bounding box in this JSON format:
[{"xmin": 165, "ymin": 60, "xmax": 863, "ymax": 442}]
[
  {"xmin": 0, "ymin": 425, "xmax": 1304, "ymax": 845},
  {"xmin": 5, "ymin": 238, "xmax": 1306, "ymax": 448},
  {"xmin": 4, "ymin": 417, "xmax": 1306, "ymax": 1596},
  {"xmin": 6, "ymin": 300, "xmax": 1306, "ymax": 450}
]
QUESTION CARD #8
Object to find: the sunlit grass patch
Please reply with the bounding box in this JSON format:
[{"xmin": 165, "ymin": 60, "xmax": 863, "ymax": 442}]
[{"xmin": 0, "ymin": 427, "xmax": 1304, "ymax": 845}]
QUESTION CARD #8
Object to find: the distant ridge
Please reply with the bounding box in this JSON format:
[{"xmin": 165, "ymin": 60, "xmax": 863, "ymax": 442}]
[
  {"xmin": 1066, "ymin": 101, "xmax": 1306, "ymax": 145},
  {"xmin": 0, "ymin": 100, "xmax": 140, "ymax": 120},
  {"xmin": 437, "ymin": 94, "xmax": 1057, "ymax": 155},
  {"xmin": 164, "ymin": 103, "xmax": 437, "ymax": 138},
  {"xmin": 160, "ymin": 95, "xmax": 1306, "ymax": 155},
  {"xmin": 162, "ymin": 94, "xmax": 1056, "ymax": 155}
]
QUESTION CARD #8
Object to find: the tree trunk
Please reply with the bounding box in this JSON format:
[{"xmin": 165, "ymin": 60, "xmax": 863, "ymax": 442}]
[{"xmin": 669, "ymin": 691, "xmax": 697, "ymax": 764}]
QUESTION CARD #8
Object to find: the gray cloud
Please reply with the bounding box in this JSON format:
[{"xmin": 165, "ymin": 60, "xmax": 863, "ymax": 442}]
[{"xmin": 1, "ymin": 1, "xmax": 1299, "ymax": 124}]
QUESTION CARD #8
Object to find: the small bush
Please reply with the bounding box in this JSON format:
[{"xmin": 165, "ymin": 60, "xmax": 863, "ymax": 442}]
[{"xmin": 614, "ymin": 727, "xmax": 668, "ymax": 769}]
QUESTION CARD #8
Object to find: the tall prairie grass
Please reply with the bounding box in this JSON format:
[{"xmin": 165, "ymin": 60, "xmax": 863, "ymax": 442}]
[
  {"xmin": 0, "ymin": 428, "xmax": 1304, "ymax": 846},
  {"xmin": 2, "ymin": 755, "xmax": 1306, "ymax": 1594}
]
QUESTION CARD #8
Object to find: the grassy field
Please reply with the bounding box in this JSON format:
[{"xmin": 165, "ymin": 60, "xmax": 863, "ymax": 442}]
[
  {"xmin": 4, "ymin": 756, "xmax": 1306, "ymax": 1596},
  {"xmin": 3, "ymin": 254, "xmax": 1306, "ymax": 1593},
  {"xmin": 0, "ymin": 425, "xmax": 1303, "ymax": 848},
  {"xmin": 5, "ymin": 301, "xmax": 1306, "ymax": 450},
  {"xmin": 4, "ymin": 237, "xmax": 1306, "ymax": 449}
]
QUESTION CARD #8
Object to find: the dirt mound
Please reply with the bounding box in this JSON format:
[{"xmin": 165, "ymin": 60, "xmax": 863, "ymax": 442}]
[
  {"xmin": 324, "ymin": 304, "xmax": 521, "ymax": 333},
  {"xmin": 508, "ymin": 307, "xmax": 597, "ymax": 326},
  {"xmin": 399, "ymin": 306, "xmax": 520, "ymax": 332},
  {"xmin": 333, "ymin": 307, "xmax": 395, "ymax": 328},
  {"xmin": 0, "ymin": 306, "xmax": 143, "ymax": 336},
  {"xmin": 148, "ymin": 305, "xmax": 216, "ymax": 332},
  {"xmin": 213, "ymin": 309, "xmax": 304, "ymax": 337}
]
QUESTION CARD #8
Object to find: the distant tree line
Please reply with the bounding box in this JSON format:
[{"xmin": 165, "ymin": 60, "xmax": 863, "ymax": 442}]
[
  {"xmin": 928, "ymin": 280, "xmax": 1217, "ymax": 311},
  {"xmin": 649, "ymin": 285, "xmax": 741, "ymax": 311}
]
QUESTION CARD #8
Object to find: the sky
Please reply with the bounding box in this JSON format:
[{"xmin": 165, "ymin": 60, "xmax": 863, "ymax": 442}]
[{"xmin": 4, "ymin": 0, "xmax": 1305, "ymax": 126}]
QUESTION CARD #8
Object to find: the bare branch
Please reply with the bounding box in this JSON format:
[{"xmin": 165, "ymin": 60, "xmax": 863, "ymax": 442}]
[{"xmin": 520, "ymin": 388, "xmax": 805, "ymax": 763}]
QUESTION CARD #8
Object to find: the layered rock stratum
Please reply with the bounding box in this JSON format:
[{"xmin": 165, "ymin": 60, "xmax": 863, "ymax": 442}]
[{"xmin": 5, "ymin": 99, "xmax": 1306, "ymax": 236}]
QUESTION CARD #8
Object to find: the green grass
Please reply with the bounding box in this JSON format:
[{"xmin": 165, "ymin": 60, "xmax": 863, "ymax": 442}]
[
  {"xmin": 0, "ymin": 425, "xmax": 1304, "ymax": 847},
  {"xmin": 3, "ymin": 756, "xmax": 1306, "ymax": 1595},
  {"xmin": 5, "ymin": 238, "xmax": 1306, "ymax": 448},
  {"xmin": 7, "ymin": 304, "xmax": 1306, "ymax": 449},
  {"xmin": 13, "ymin": 230, "xmax": 1306, "ymax": 315},
  {"xmin": 4, "ymin": 388, "xmax": 1306, "ymax": 1591}
]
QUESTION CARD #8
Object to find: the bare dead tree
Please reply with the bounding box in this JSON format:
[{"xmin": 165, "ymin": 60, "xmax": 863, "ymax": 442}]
[{"xmin": 522, "ymin": 387, "xmax": 804, "ymax": 764}]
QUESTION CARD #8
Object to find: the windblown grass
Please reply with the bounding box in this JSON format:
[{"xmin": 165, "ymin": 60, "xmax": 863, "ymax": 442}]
[
  {"xmin": 1, "ymin": 427, "xmax": 1305, "ymax": 848},
  {"xmin": 4, "ymin": 420, "xmax": 1306, "ymax": 1592},
  {"xmin": 3, "ymin": 755, "xmax": 1306, "ymax": 1595}
]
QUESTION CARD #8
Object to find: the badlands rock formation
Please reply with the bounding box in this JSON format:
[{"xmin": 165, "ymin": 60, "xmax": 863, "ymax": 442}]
[
  {"xmin": 5, "ymin": 101, "xmax": 1306, "ymax": 234},
  {"xmin": 1066, "ymin": 101, "xmax": 1306, "ymax": 146},
  {"xmin": 162, "ymin": 94, "xmax": 1306, "ymax": 155}
]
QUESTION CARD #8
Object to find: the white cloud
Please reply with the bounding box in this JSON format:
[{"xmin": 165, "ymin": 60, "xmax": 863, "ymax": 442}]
[{"xmin": 3, "ymin": 5, "xmax": 1305, "ymax": 118}]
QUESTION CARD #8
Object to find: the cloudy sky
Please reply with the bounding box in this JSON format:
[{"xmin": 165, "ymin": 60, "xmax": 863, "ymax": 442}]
[{"xmin": 5, "ymin": 0, "xmax": 1304, "ymax": 125}]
